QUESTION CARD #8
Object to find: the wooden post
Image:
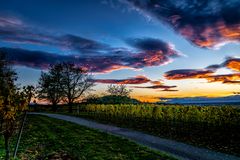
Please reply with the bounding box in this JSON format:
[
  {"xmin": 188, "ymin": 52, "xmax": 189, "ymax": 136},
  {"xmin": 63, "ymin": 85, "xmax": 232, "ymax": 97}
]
[{"xmin": 13, "ymin": 111, "xmax": 27, "ymax": 159}]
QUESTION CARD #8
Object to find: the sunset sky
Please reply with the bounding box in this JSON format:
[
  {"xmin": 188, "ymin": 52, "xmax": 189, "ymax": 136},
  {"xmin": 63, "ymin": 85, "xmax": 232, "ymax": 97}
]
[{"xmin": 0, "ymin": 0, "xmax": 240, "ymax": 102}]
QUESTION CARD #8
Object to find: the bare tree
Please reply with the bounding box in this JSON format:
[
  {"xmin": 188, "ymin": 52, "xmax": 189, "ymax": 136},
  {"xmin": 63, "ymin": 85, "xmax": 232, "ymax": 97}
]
[
  {"xmin": 37, "ymin": 64, "xmax": 63, "ymax": 111},
  {"xmin": 60, "ymin": 63, "xmax": 95, "ymax": 113},
  {"xmin": 107, "ymin": 84, "xmax": 132, "ymax": 97}
]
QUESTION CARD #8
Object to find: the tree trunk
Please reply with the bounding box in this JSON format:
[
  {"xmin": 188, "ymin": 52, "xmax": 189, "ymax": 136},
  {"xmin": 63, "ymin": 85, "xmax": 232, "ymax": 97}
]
[
  {"xmin": 68, "ymin": 102, "xmax": 73, "ymax": 113},
  {"xmin": 4, "ymin": 134, "xmax": 10, "ymax": 160},
  {"xmin": 52, "ymin": 102, "xmax": 57, "ymax": 112}
]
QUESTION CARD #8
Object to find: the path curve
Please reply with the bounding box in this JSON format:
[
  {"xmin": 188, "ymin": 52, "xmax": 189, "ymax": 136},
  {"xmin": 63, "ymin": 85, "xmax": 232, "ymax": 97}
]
[{"xmin": 29, "ymin": 113, "xmax": 240, "ymax": 160}]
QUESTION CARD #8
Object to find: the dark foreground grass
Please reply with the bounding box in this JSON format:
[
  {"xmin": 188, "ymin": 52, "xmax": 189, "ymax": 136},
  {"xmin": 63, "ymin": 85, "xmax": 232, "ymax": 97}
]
[{"xmin": 0, "ymin": 115, "xmax": 176, "ymax": 160}]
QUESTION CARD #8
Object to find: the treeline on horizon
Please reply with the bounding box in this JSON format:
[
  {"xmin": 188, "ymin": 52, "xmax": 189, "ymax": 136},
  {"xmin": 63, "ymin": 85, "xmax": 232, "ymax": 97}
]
[
  {"xmin": 35, "ymin": 62, "xmax": 143, "ymax": 112},
  {"xmin": 2, "ymin": 52, "xmax": 144, "ymax": 112}
]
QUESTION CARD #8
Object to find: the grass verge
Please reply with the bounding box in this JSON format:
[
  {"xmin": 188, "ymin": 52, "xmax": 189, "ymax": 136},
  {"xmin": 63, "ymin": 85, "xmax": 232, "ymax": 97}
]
[{"xmin": 0, "ymin": 115, "xmax": 176, "ymax": 160}]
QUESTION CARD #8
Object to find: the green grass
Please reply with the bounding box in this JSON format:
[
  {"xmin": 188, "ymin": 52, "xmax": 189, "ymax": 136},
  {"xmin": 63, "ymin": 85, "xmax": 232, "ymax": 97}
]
[
  {"xmin": 0, "ymin": 115, "xmax": 176, "ymax": 160},
  {"xmin": 42, "ymin": 104, "xmax": 240, "ymax": 156}
]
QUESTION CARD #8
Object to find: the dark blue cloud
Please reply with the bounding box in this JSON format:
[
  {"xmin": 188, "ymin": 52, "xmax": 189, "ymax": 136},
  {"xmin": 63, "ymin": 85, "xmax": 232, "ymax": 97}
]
[
  {"xmin": 0, "ymin": 16, "xmax": 110, "ymax": 54},
  {"xmin": 0, "ymin": 15, "xmax": 182, "ymax": 72},
  {"xmin": 0, "ymin": 46, "xmax": 180, "ymax": 73},
  {"xmin": 126, "ymin": 0, "xmax": 240, "ymax": 48},
  {"xmin": 60, "ymin": 34, "xmax": 110, "ymax": 53},
  {"xmin": 127, "ymin": 38, "xmax": 174, "ymax": 52}
]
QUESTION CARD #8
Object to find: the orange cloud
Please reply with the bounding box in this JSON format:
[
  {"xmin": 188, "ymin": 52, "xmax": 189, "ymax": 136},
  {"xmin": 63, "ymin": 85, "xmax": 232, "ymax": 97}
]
[
  {"xmin": 132, "ymin": 84, "xmax": 178, "ymax": 92},
  {"xmin": 165, "ymin": 64, "xmax": 240, "ymax": 85},
  {"xmin": 206, "ymin": 74, "xmax": 240, "ymax": 84},
  {"xmin": 225, "ymin": 59, "xmax": 240, "ymax": 72},
  {"xmin": 150, "ymin": 80, "xmax": 163, "ymax": 85},
  {"xmin": 218, "ymin": 22, "xmax": 240, "ymax": 40},
  {"xmin": 94, "ymin": 75, "xmax": 177, "ymax": 91},
  {"xmin": 164, "ymin": 69, "xmax": 214, "ymax": 80},
  {"xmin": 93, "ymin": 75, "xmax": 151, "ymax": 84},
  {"xmin": 165, "ymin": 56, "xmax": 240, "ymax": 85}
]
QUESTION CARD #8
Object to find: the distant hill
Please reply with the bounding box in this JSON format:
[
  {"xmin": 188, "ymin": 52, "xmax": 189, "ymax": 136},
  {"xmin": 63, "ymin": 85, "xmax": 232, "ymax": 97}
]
[
  {"xmin": 160, "ymin": 95, "xmax": 240, "ymax": 105},
  {"xmin": 84, "ymin": 95, "xmax": 140, "ymax": 104}
]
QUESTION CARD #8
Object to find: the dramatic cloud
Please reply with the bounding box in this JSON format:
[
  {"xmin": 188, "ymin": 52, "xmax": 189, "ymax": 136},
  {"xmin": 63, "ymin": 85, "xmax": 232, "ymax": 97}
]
[
  {"xmin": 1, "ymin": 47, "xmax": 132, "ymax": 72},
  {"xmin": 164, "ymin": 69, "xmax": 214, "ymax": 80},
  {"xmin": 150, "ymin": 80, "xmax": 163, "ymax": 85},
  {"xmin": 2, "ymin": 47, "xmax": 72, "ymax": 70},
  {"xmin": 126, "ymin": 0, "xmax": 240, "ymax": 48},
  {"xmin": 206, "ymin": 57, "xmax": 240, "ymax": 72},
  {"xmin": 0, "ymin": 15, "xmax": 181, "ymax": 72},
  {"xmin": 125, "ymin": 38, "xmax": 180, "ymax": 67},
  {"xmin": 0, "ymin": 46, "xmax": 179, "ymax": 73},
  {"xmin": 133, "ymin": 84, "xmax": 176, "ymax": 89},
  {"xmin": 127, "ymin": 38, "xmax": 178, "ymax": 54},
  {"xmin": 206, "ymin": 74, "xmax": 240, "ymax": 84},
  {"xmin": 0, "ymin": 16, "xmax": 110, "ymax": 54},
  {"xmin": 165, "ymin": 57, "xmax": 240, "ymax": 84},
  {"xmin": 165, "ymin": 68, "xmax": 240, "ymax": 84},
  {"xmin": 93, "ymin": 75, "xmax": 151, "ymax": 84},
  {"xmin": 93, "ymin": 75, "xmax": 177, "ymax": 91},
  {"xmin": 132, "ymin": 84, "xmax": 177, "ymax": 91},
  {"xmin": 224, "ymin": 58, "xmax": 240, "ymax": 72},
  {"xmin": 60, "ymin": 35, "xmax": 110, "ymax": 53}
]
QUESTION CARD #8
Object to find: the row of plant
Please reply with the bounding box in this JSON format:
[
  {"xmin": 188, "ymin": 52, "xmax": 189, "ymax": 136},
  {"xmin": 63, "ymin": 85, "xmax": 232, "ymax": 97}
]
[
  {"xmin": 79, "ymin": 104, "xmax": 240, "ymax": 126},
  {"xmin": 69, "ymin": 104, "xmax": 240, "ymax": 156}
]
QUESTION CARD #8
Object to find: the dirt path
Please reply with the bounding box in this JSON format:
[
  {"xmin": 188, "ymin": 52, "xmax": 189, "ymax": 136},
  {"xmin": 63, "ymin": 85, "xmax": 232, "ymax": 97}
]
[{"xmin": 30, "ymin": 112, "xmax": 240, "ymax": 160}]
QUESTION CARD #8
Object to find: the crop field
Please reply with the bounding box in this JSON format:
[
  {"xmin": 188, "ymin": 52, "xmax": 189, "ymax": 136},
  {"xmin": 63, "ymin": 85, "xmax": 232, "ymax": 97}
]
[
  {"xmin": 81, "ymin": 104, "xmax": 240, "ymax": 125},
  {"xmin": 54, "ymin": 104, "xmax": 240, "ymax": 156}
]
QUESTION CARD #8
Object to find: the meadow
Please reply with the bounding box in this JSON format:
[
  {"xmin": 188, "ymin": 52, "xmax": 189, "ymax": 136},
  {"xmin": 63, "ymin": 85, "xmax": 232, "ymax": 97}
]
[{"xmin": 37, "ymin": 104, "xmax": 240, "ymax": 156}]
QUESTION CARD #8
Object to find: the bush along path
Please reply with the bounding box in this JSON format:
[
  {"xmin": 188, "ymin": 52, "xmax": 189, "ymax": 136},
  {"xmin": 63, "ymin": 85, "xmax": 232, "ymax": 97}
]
[{"xmin": 30, "ymin": 112, "xmax": 240, "ymax": 160}]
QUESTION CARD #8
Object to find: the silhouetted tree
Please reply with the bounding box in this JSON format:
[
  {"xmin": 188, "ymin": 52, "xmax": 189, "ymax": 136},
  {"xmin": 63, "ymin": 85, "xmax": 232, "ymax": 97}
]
[
  {"xmin": 37, "ymin": 63, "xmax": 94, "ymax": 112},
  {"xmin": 37, "ymin": 64, "xmax": 63, "ymax": 111},
  {"xmin": 60, "ymin": 63, "xmax": 94, "ymax": 113},
  {"xmin": 107, "ymin": 84, "xmax": 132, "ymax": 97},
  {"xmin": 22, "ymin": 85, "xmax": 35, "ymax": 104}
]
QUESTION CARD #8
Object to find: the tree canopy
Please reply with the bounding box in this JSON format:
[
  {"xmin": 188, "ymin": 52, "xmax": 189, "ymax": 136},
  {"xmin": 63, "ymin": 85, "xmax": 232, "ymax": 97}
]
[
  {"xmin": 107, "ymin": 84, "xmax": 132, "ymax": 97},
  {"xmin": 37, "ymin": 63, "xmax": 95, "ymax": 112}
]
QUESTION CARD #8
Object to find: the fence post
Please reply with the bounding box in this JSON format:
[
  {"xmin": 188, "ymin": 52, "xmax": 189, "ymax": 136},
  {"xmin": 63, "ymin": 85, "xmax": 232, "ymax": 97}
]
[{"xmin": 13, "ymin": 111, "xmax": 27, "ymax": 159}]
